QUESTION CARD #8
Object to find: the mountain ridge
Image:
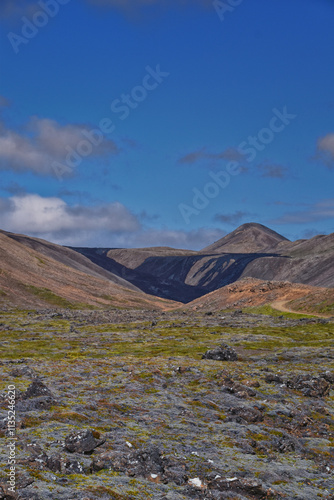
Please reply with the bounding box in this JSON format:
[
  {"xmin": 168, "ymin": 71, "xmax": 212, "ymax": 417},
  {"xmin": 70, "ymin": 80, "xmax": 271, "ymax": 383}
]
[
  {"xmin": 0, "ymin": 223, "xmax": 333, "ymax": 308},
  {"xmin": 200, "ymin": 222, "xmax": 289, "ymax": 254}
]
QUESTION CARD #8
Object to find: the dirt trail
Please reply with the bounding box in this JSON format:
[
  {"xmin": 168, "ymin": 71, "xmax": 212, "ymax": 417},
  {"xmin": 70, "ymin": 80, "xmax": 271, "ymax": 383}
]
[{"xmin": 271, "ymin": 299, "xmax": 330, "ymax": 318}]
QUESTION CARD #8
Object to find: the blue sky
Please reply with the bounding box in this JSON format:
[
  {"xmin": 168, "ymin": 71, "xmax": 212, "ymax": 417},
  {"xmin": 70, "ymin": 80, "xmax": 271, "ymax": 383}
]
[{"xmin": 0, "ymin": 0, "xmax": 333, "ymax": 249}]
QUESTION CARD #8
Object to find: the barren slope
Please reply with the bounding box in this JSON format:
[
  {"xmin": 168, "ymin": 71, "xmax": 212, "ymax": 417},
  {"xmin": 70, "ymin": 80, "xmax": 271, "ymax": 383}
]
[
  {"xmin": 75, "ymin": 224, "xmax": 334, "ymax": 303},
  {"xmin": 0, "ymin": 231, "xmax": 177, "ymax": 310},
  {"xmin": 183, "ymin": 277, "xmax": 334, "ymax": 315}
]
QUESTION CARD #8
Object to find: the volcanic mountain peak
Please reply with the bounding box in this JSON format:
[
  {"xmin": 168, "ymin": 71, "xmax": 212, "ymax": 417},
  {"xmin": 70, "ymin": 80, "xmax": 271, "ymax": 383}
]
[{"xmin": 200, "ymin": 222, "xmax": 289, "ymax": 254}]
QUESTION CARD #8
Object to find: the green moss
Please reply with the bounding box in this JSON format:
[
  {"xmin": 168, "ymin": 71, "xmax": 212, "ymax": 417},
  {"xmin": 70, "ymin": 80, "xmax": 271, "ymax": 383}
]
[{"xmin": 86, "ymin": 485, "xmax": 134, "ymax": 499}]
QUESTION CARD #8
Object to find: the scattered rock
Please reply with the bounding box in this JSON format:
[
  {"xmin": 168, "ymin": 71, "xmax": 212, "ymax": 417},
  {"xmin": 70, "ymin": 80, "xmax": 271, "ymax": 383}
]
[
  {"xmin": 286, "ymin": 375, "xmax": 330, "ymax": 397},
  {"xmin": 264, "ymin": 373, "xmax": 284, "ymax": 384},
  {"xmin": 17, "ymin": 379, "xmax": 56, "ymax": 411},
  {"xmin": 65, "ymin": 430, "xmax": 105, "ymax": 454},
  {"xmin": 9, "ymin": 366, "xmax": 36, "ymax": 379},
  {"xmin": 46, "ymin": 453, "xmax": 62, "ymax": 473},
  {"xmin": 202, "ymin": 343, "xmax": 238, "ymax": 361},
  {"xmin": 92, "ymin": 445, "xmax": 190, "ymax": 486},
  {"xmin": 21, "ymin": 379, "xmax": 53, "ymax": 400},
  {"xmin": 321, "ymin": 371, "xmax": 334, "ymax": 385},
  {"xmin": 221, "ymin": 379, "xmax": 257, "ymax": 398},
  {"xmin": 16, "ymin": 396, "xmax": 55, "ymax": 412},
  {"xmin": 0, "ymin": 484, "xmax": 18, "ymax": 500},
  {"xmin": 64, "ymin": 459, "xmax": 85, "ymax": 474},
  {"xmin": 207, "ymin": 476, "xmax": 276, "ymax": 498},
  {"xmin": 228, "ymin": 405, "xmax": 264, "ymax": 423},
  {"xmin": 271, "ymin": 434, "xmax": 297, "ymax": 453}
]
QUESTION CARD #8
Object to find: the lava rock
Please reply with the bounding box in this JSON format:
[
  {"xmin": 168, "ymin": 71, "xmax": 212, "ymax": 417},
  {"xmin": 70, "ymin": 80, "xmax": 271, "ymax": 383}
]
[
  {"xmin": 64, "ymin": 429, "xmax": 105, "ymax": 454},
  {"xmin": 92, "ymin": 445, "xmax": 190, "ymax": 486},
  {"xmin": 207, "ymin": 476, "xmax": 275, "ymax": 498},
  {"xmin": 21, "ymin": 379, "xmax": 53, "ymax": 400},
  {"xmin": 202, "ymin": 343, "xmax": 238, "ymax": 362},
  {"xmin": 46, "ymin": 453, "xmax": 62, "ymax": 473},
  {"xmin": 229, "ymin": 405, "xmax": 264, "ymax": 423},
  {"xmin": 9, "ymin": 366, "xmax": 36, "ymax": 379},
  {"xmin": 16, "ymin": 396, "xmax": 55, "ymax": 412},
  {"xmin": 321, "ymin": 371, "xmax": 334, "ymax": 385},
  {"xmin": 264, "ymin": 373, "xmax": 284, "ymax": 384},
  {"xmin": 0, "ymin": 484, "xmax": 18, "ymax": 500},
  {"xmin": 64, "ymin": 459, "xmax": 85, "ymax": 474},
  {"xmin": 286, "ymin": 375, "xmax": 330, "ymax": 397},
  {"xmin": 271, "ymin": 434, "xmax": 296, "ymax": 453}
]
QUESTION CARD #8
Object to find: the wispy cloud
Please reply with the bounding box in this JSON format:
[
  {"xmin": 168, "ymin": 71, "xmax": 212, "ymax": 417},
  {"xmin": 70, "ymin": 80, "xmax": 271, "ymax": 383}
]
[
  {"xmin": 179, "ymin": 147, "xmax": 245, "ymax": 165},
  {"xmin": 214, "ymin": 210, "xmax": 251, "ymax": 225},
  {"xmin": 0, "ymin": 0, "xmax": 39, "ymax": 21},
  {"xmin": 257, "ymin": 162, "xmax": 289, "ymax": 179},
  {"xmin": 85, "ymin": 0, "xmax": 212, "ymax": 15},
  {"xmin": 316, "ymin": 133, "xmax": 334, "ymax": 168},
  {"xmin": 0, "ymin": 96, "xmax": 10, "ymax": 108},
  {"xmin": 0, "ymin": 115, "xmax": 119, "ymax": 177},
  {"xmin": 128, "ymin": 227, "xmax": 225, "ymax": 249},
  {"xmin": 301, "ymin": 229, "xmax": 324, "ymax": 239},
  {"xmin": 272, "ymin": 199, "xmax": 334, "ymax": 225}
]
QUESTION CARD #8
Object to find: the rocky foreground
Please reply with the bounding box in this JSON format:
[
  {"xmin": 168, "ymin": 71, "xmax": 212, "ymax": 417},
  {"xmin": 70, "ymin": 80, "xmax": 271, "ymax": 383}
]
[{"xmin": 0, "ymin": 307, "xmax": 333, "ymax": 499}]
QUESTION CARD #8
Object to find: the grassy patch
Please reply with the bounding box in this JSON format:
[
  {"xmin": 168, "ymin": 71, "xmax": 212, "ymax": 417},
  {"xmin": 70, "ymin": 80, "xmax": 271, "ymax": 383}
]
[
  {"xmin": 23, "ymin": 285, "xmax": 75, "ymax": 308},
  {"xmin": 243, "ymin": 304, "xmax": 316, "ymax": 319},
  {"xmin": 22, "ymin": 285, "xmax": 94, "ymax": 309},
  {"xmin": 287, "ymin": 298, "xmax": 334, "ymax": 316}
]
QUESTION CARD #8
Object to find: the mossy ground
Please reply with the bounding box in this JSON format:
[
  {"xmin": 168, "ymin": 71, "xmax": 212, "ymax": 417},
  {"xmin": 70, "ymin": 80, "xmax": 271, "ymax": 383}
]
[{"xmin": 0, "ymin": 308, "xmax": 333, "ymax": 499}]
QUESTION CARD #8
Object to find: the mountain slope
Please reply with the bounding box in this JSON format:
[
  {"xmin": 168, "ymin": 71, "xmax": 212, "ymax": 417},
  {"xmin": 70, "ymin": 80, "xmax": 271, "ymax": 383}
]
[
  {"xmin": 240, "ymin": 232, "xmax": 334, "ymax": 288},
  {"xmin": 75, "ymin": 224, "xmax": 333, "ymax": 303},
  {"xmin": 183, "ymin": 277, "xmax": 334, "ymax": 316},
  {"xmin": 3, "ymin": 230, "xmax": 138, "ymax": 290},
  {"xmin": 200, "ymin": 222, "xmax": 289, "ymax": 254},
  {"xmin": 1, "ymin": 224, "xmax": 333, "ymax": 308},
  {"xmin": 0, "ymin": 231, "xmax": 177, "ymax": 310}
]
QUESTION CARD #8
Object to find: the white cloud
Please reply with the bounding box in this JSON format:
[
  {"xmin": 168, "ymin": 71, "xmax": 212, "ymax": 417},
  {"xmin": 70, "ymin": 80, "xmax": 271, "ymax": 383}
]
[
  {"xmin": 0, "ymin": 194, "xmax": 224, "ymax": 249},
  {"xmin": 0, "ymin": 194, "xmax": 140, "ymax": 245},
  {"xmin": 0, "ymin": 116, "xmax": 119, "ymax": 177}
]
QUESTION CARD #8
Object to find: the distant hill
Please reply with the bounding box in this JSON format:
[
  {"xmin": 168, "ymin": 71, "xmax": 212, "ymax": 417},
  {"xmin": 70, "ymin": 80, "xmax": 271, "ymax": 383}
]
[
  {"xmin": 239, "ymin": 232, "xmax": 334, "ymax": 288},
  {"xmin": 75, "ymin": 224, "xmax": 334, "ymax": 302},
  {"xmin": 0, "ymin": 223, "xmax": 333, "ymax": 308},
  {"xmin": 200, "ymin": 222, "xmax": 289, "ymax": 254}
]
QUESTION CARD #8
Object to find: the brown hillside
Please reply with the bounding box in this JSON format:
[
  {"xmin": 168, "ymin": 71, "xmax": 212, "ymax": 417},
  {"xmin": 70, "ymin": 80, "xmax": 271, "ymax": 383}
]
[
  {"xmin": 183, "ymin": 277, "xmax": 334, "ymax": 316},
  {"xmin": 0, "ymin": 231, "xmax": 177, "ymax": 310}
]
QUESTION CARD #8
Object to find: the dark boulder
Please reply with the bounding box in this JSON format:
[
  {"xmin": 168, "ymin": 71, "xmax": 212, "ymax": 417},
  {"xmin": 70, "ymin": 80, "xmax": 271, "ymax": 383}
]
[
  {"xmin": 64, "ymin": 430, "xmax": 105, "ymax": 454},
  {"xmin": 21, "ymin": 379, "xmax": 53, "ymax": 400},
  {"xmin": 286, "ymin": 375, "xmax": 330, "ymax": 397},
  {"xmin": 202, "ymin": 343, "xmax": 238, "ymax": 362}
]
